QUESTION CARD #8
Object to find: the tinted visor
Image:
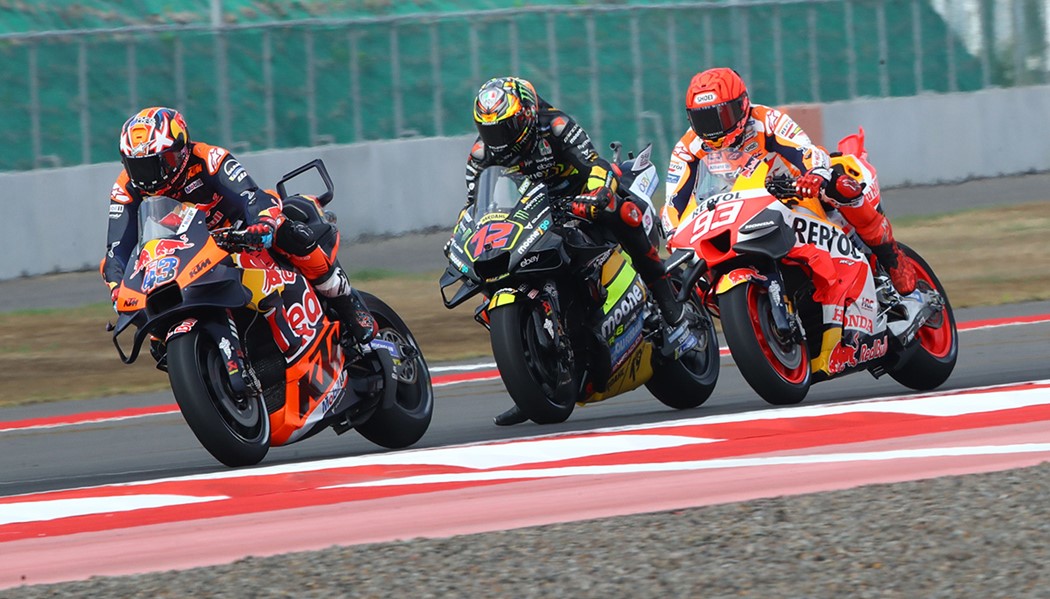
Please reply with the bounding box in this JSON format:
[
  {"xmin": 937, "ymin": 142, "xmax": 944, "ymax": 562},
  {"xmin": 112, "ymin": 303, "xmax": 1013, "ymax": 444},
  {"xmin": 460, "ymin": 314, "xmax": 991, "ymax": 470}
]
[
  {"xmin": 122, "ymin": 148, "xmax": 184, "ymax": 193},
  {"xmin": 477, "ymin": 114, "xmax": 529, "ymax": 159},
  {"xmin": 688, "ymin": 97, "xmax": 747, "ymax": 141}
]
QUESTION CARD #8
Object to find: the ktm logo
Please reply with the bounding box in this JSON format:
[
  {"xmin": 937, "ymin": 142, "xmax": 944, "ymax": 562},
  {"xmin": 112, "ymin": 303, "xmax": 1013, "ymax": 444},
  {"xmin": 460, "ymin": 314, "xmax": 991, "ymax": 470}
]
[{"xmin": 188, "ymin": 164, "xmax": 202, "ymax": 178}]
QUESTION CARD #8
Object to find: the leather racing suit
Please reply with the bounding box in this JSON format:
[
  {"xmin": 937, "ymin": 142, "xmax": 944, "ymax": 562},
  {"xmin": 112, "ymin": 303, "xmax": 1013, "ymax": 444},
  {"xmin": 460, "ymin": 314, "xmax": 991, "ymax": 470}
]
[
  {"xmin": 102, "ymin": 141, "xmax": 375, "ymax": 355},
  {"xmin": 664, "ymin": 104, "xmax": 913, "ymax": 375}
]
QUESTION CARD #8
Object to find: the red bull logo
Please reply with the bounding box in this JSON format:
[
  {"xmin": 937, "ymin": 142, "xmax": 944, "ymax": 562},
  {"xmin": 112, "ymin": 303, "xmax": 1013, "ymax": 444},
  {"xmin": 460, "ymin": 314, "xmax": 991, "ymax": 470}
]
[{"xmin": 132, "ymin": 235, "xmax": 194, "ymax": 278}]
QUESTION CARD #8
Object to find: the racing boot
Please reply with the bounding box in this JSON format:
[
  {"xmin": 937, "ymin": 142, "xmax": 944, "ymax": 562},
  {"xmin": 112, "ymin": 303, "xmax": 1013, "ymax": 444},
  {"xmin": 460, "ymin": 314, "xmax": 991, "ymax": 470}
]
[
  {"xmin": 870, "ymin": 241, "xmax": 917, "ymax": 295},
  {"xmin": 833, "ymin": 189, "xmax": 917, "ymax": 296},
  {"xmin": 314, "ymin": 267, "xmax": 378, "ymax": 345},
  {"xmin": 494, "ymin": 404, "xmax": 528, "ymax": 426},
  {"xmin": 649, "ymin": 274, "xmax": 700, "ymax": 359}
]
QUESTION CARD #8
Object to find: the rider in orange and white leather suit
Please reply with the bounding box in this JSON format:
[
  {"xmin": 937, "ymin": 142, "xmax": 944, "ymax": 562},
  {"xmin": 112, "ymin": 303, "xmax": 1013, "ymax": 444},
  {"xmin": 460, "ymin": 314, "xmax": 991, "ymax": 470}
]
[{"xmin": 664, "ymin": 68, "xmax": 918, "ymax": 376}]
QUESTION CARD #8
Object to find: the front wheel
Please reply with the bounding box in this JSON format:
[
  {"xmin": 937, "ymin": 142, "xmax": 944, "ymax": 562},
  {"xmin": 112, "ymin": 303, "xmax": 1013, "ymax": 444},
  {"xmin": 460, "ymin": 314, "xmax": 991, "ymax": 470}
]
[
  {"xmin": 646, "ymin": 290, "xmax": 720, "ymax": 409},
  {"xmin": 721, "ymin": 281, "xmax": 811, "ymax": 405},
  {"xmin": 886, "ymin": 244, "xmax": 958, "ymax": 390},
  {"xmin": 354, "ymin": 292, "xmax": 434, "ymax": 449},
  {"xmin": 490, "ymin": 300, "xmax": 575, "ymax": 424},
  {"xmin": 168, "ymin": 327, "xmax": 270, "ymax": 467}
]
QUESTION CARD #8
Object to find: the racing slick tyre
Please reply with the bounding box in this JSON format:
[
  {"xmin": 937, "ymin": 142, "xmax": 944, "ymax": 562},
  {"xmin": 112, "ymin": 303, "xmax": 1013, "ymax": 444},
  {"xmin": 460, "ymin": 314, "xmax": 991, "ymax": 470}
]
[
  {"xmin": 168, "ymin": 328, "xmax": 270, "ymax": 467},
  {"xmin": 490, "ymin": 301, "xmax": 575, "ymax": 424},
  {"xmin": 721, "ymin": 281, "xmax": 811, "ymax": 405},
  {"xmin": 886, "ymin": 244, "xmax": 958, "ymax": 390},
  {"xmin": 354, "ymin": 292, "xmax": 434, "ymax": 449}
]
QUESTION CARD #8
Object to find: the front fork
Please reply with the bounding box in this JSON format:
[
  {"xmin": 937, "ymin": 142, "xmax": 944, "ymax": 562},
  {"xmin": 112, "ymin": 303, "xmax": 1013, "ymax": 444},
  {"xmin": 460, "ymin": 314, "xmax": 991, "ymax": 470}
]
[
  {"xmin": 488, "ymin": 281, "xmax": 575, "ymax": 389},
  {"xmin": 716, "ymin": 264, "xmax": 800, "ymax": 342}
]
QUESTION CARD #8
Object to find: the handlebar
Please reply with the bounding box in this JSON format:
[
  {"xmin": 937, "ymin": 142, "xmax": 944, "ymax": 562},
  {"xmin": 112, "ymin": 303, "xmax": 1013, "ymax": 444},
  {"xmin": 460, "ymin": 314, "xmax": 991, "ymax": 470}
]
[
  {"xmin": 212, "ymin": 228, "xmax": 261, "ymax": 252},
  {"xmin": 764, "ymin": 174, "xmax": 800, "ymax": 201}
]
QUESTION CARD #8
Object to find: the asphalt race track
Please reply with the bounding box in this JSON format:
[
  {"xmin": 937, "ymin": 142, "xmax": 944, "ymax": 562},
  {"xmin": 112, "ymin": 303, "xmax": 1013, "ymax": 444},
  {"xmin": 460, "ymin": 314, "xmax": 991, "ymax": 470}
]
[
  {"xmin": 1, "ymin": 300, "xmax": 1048, "ymax": 499},
  {"xmin": 0, "ymin": 174, "xmax": 1048, "ymax": 590}
]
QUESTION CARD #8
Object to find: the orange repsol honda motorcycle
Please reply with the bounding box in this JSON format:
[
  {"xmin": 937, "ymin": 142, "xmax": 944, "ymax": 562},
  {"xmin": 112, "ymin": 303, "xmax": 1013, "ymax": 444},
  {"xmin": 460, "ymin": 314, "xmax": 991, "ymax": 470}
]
[{"xmin": 110, "ymin": 160, "xmax": 433, "ymax": 467}]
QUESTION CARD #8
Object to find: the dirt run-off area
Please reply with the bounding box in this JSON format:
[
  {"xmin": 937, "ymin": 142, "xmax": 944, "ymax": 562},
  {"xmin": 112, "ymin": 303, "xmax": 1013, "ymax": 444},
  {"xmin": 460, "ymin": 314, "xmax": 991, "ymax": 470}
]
[{"xmin": 1, "ymin": 202, "xmax": 1048, "ymax": 407}]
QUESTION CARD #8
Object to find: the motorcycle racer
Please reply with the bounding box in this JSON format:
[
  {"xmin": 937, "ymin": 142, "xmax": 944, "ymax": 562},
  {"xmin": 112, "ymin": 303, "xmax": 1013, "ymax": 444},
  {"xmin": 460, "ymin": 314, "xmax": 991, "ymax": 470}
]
[
  {"xmin": 456, "ymin": 77, "xmax": 695, "ymax": 424},
  {"xmin": 664, "ymin": 68, "xmax": 918, "ymax": 376},
  {"xmin": 101, "ymin": 107, "xmax": 377, "ymax": 350}
]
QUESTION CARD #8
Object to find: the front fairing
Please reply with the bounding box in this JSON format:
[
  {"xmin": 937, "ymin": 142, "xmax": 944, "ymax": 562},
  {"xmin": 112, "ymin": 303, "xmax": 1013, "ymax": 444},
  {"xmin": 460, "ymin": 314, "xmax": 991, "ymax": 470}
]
[
  {"xmin": 112, "ymin": 195, "xmax": 246, "ymax": 362},
  {"xmin": 442, "ymin": 167, "xmax": 566, "ymax": 307}
]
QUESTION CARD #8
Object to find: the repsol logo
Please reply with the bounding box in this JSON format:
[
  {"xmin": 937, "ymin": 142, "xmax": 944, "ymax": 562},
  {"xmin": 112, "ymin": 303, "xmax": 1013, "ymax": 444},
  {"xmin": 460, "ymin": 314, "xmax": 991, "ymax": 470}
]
[
  {"xmin": 791, "ymin": 217, "xmax": 863, "ymax": 260},
  {"xmin": 601, "ymin": 283, "xmax": 645, "ymax": 339}
]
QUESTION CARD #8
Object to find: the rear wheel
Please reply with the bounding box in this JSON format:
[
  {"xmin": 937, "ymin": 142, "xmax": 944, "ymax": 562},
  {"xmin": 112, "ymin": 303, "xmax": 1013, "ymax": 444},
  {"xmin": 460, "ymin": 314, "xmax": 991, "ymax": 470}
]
[
  {"xmin": 490, "ymin": 300, "xmax": 575, "ymax": 424},
  {"xmin": 646, "ymin": 288, "xmax": 720, "ymax": 409},
  {"xmin": 354, "ymin": 292, "xmax": 434, "ymax": 448},
  {"xmin": 721, "ymin": 281, "xmax": 810, "ymax": 405},
  {"xmin": 168, "ymin": 328, "xmax": 269, "ymax": 467},
  {"xmin": 886, "ymin": 245, "xmax": 958, "ymax": 390}
]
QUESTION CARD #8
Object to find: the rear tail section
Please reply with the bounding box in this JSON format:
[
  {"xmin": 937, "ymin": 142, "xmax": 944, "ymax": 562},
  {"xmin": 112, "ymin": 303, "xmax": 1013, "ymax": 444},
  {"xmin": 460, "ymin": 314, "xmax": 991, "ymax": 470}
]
[{"xmin": 837, "ymin": 127, "xmax": 867, "ymax": 161}]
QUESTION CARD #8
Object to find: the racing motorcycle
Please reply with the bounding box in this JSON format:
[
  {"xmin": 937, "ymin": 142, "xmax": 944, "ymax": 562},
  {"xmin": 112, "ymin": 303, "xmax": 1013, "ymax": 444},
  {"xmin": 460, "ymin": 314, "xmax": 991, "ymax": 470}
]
[
  {"xmin": 110, "ymin": 159, "xmax": 433, "ymax": 467},
  {"xmin": 664, "ymin": 130, "xmax": 957, "ymax": 405},
  {"xmin": 440, "ymin": 144, "xmax": 720, "ymax": 424}
]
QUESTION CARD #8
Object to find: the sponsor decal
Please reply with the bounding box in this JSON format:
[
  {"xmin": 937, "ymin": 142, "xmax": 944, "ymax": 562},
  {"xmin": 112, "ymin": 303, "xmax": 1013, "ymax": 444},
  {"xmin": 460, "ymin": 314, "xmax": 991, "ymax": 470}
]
[
  {"xmin": 845, "ymin": 313, "xmax": 874, "ymax": 334},
  {"xmin": 516, "ymin": 226, "xmax": 544, "ymax": 255},
  {"xmin": 109, "ymin": 204, "xmax": 124, "ymax": 219},
  {"xmin": 132, "ymin": 235, "xmax": 195, "ymax": 278},
  {"xmin": 222, "ymin": 159, "xmax": 246, "ymax": 182},
  {"xmin": 165, "ymin": 318, "xmax": 198, "ymax": 341},
  {"xmin": 207, "ymin": 147, "xmax": 227, "ymax": 174},
  {"xmin": 285, "ymin": 286, "xmax": 326, "ymax": 360},
  {"xmin": 184, "ymin": 178, "xmax": 203, "ymax": 194},
  {"xmin": 206, "ymin": 210, "xmax": 226, "ymax": 229},
  {"xmin": 741, "ymin": 219, "xmax": 776, "ymax": 232},
  {"xmin": 790, "ymin": 217, "xmax": 864, "ymax": 260},
  {"xmin": 187, "ymin": 164, "xmax": 202, "ymax": 178},
  {"xmin": 601, "ymin": 283, "xmax": 645, "ymax": 339},
  {"xmin": 219, "ymin": 337, "xmax": 234, "ymax": 360},
  {"xmin": 743, "ymin": 141, "xmax": 760, "ymax": 153},
  {"xmin": 692, "ymin": 91, "xmax": 717, "ymax": 105},
  {"xmin": 539, "ymin": 139, "xmax": 552, "ymax": 156},
  {"xmin": 111, "ymin": 183, "xmax": 132, "ymax": 205},
  {"xmin": 519, "ymin": 254, "xmax": 539, "ymax": 268},
  {"xmin": 827, "ymin": 335, "xmax": 888, "ymax": 374},
  {"xmin": 609, "ymin": 317, "xmax": 643, "ymax": 368},
  {"xmin": 187, "ymin": 257, "xmax": 212, "ymax": 278}
]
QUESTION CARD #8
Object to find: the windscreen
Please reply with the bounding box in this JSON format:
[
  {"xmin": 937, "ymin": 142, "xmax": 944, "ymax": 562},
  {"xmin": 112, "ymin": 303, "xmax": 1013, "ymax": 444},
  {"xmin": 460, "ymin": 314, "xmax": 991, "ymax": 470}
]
[
  {"xmin": 692, "ymin": 148, "xmax": 766, "ymax": 202},
  {"xmin": 133, "ymin": 196, "xmax": 199, "ymax": 255},
  {"xmin": 469, "ymin": 166, "xmax": 542, "ymax": 221}
]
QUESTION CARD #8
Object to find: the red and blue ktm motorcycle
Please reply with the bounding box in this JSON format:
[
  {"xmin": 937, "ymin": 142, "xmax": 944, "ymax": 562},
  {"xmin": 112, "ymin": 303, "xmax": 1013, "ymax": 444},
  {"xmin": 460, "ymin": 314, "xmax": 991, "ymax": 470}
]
[{"xmin": 110, "ymin": 160, "xmax": 433, "ymax": 467}]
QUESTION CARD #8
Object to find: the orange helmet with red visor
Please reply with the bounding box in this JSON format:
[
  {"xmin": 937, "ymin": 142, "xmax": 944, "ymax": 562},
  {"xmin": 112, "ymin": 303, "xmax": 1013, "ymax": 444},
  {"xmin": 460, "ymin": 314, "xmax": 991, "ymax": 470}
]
[{"xmin": 685, "ymin": 68, "xmax": 751, "ymax": 150}]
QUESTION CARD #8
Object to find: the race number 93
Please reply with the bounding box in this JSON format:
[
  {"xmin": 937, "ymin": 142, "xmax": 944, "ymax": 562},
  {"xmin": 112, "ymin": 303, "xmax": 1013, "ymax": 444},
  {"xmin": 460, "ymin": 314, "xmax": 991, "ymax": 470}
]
[{"xmin": 689, "ymin": 199, "xmax": 744, "ymax": 245}]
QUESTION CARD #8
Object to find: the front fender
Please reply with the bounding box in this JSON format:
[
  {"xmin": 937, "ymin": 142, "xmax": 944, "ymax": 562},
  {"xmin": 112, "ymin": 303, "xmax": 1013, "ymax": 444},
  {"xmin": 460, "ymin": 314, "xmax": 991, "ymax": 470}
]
[
  {"xmin": 488, "ymin": 288, "xmax": 522, "ymax": 310},
  {"xmin": 714, "ymin": 267, "xmax": 766, "ymax": 295}
]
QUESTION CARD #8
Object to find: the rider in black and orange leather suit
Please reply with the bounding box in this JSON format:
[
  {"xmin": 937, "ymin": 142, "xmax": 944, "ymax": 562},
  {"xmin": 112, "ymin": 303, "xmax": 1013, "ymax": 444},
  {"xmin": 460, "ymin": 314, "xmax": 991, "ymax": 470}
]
[{"xmin": 102, "ymin": 107, "xmax": 376, "ymax": 354}]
